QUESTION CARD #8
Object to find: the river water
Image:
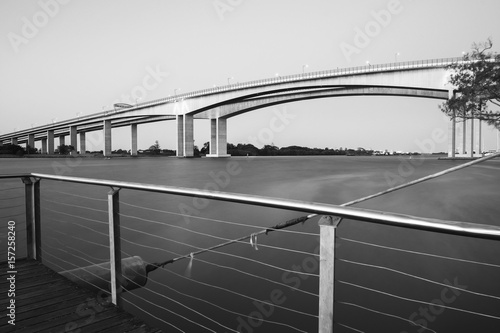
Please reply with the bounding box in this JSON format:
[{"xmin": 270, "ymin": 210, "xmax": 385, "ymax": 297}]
[{"xmin": 1, "ymin": 156, "xmax": 499, "ymax": 332}]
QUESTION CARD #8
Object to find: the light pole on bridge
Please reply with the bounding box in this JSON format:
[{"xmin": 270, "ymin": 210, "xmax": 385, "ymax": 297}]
[
  {"xmin": 227, "ymin": 77, "xmax": 233, "ymax": 85},
  {"xmin": 302, "ymin": 64, "xmax": 308, "ymax": 74}
]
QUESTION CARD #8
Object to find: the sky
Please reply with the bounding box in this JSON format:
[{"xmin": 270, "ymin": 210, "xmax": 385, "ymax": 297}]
[{"xmin": 1, "ymin": 0, "xmax": 500, "ymax": 153}]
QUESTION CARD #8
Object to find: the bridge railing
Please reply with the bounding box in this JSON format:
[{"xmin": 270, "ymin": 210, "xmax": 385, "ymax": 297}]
[
  {"xmin": 139, "ymin": 56, "xmax": 464, "ymax": 109},
  {"xmin": 1, "ymin": 171, "xmax": 500, "ymax": 332},
  {"xmin": 0, "ymin": 56, "xmax": 480, "ymax": 141},
  {"xmin": 3, "ymin": 55, "xmax": 497, "ymax": 141}
]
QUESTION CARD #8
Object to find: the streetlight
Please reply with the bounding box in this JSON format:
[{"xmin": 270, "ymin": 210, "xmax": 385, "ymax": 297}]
[
  {"xmin": 227, "ymin": 77, "xmax": 233, "ymax": 85},
  {"xmin": 302, "ymin": 64, "xmax": 308, "ymax": 74},
  {"xmin": 135, "ymin": 98, "xmax": 141, "ymax": 107},
  {"xmin": 366, "ymin": 61, "xmax": 371, "ymax": 66},
  {"xmin": 174, "ymin": 88, "xmax": 180, "ymax": 96},
  {"xmin": 395, "ymin": 52, "xmax": 400, "ymax": 62},
  {"xmin": 76, "ymin": 112, "xmax": 82, "ymax": 120}
]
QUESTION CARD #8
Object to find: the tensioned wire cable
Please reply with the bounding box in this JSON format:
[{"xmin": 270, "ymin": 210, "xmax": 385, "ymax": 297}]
[
  {"xmin": 338, "ymin": 236, "xmax": 500, "ymax": 268},
  {"xmin": 45, "ymin": 240, "xmax": 220, "ymax": 332},
  {"xmin": 42, "ymin": 249, "xmax": 187, "ymax": 333},
  {"xmin": 336, "ymin": 301, "xmax": 437, "ymax": 333},
  {"xmin": 148, "ymin": 152, "xmax": 500, "ymax": 271},
  {"xmin": 42, "ymin": 194, "xmax": 319, "ymax": 255},
  {"xmin": 45, "ymin": 205, "xmax": 319, "ymax": 277},
  {"xmin": 337, "ymin": 258, "xmax": 500, "ymax": 300},
  {"xmin": 120, "ymin": 249, "xmax": 311, "ymax": 333},
  {"xmin": 44, "ymin": 227, "xmax": 314, "ymax": 332},
  {"xmin": 338, "ymin": 280, "xmax": 500, "ymax": 320},
  {"xmin": 48, "ymin": 219, "xmax": 317, "ymax": 296},
  {"xmin": 45, "ymin": 187, "xmax": 319, "ymax": 236}
]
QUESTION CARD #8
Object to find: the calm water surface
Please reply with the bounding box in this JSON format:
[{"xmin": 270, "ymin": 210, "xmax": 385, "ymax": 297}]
[{"xmin": 1, "ymin": 156, "xmax": 499, "ymax": 332}]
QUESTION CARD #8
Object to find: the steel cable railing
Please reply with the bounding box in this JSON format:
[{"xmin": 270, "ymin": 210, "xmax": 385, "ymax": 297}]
[
  {"xmin": 33, "ymin": 182, "xmax": 321, "ymax": 331},
  {"xmin": 37, "ymin": 182, "xmax": 500, "ymax": 332}
]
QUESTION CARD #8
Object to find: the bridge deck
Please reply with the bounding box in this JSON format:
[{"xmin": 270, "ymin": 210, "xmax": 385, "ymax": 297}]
[{"xmin": 0, "ymin": 259, "xmax": 162, "ymax": 332}]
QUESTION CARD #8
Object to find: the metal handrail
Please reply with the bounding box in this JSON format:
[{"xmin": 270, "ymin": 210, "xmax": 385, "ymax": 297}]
[{"xmin": 3, "ymin": 172, "xmax": 500, "ymax": 241}]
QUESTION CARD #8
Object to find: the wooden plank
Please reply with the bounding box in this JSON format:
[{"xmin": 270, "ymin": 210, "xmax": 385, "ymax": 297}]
[{"xmin": 0, "ymin": 259, "xmax": 162, "ymax": 332}]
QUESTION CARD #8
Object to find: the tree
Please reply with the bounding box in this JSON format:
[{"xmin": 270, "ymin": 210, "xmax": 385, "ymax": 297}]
[
  {"xmin": 200, "ymin": 141, "xmax": 210, "ymax": 155},
  {"xmin": 149, "ymin": 140, "xmax": 161, "ymax": 154},
  {"xmin": 440, "ymin": 38, "xmax": 500, "ymax": 128},
  {"xmin": 57, "ymin": 144, "xmax": 74, "ymax": 155}
]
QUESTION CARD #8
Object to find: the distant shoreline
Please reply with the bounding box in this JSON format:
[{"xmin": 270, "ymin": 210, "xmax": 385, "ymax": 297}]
[{"xmin": 0, "ymin": 153, "xmax": 449, "ymax": 159}]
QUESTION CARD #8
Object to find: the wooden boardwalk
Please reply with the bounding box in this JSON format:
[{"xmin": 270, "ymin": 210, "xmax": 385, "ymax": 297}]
[{"xmin": 0, "ymin": 259, "xmax": 163, "ymax": 332}]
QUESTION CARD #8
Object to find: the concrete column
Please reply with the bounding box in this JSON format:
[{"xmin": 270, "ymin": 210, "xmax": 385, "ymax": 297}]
[
  {"xmin": 447, "ymin": 90, "xmax": 455, "ymax": 158},
  {"xmin": 59, "ymin": 136, "xmax": 65, "ymax": 147},
  {"xmin": 217, "ymin": 118, "xmax": 228, "ymax": 156},
  {"xmin": 11, "ymin": 138, "xmax": 18, "ymax": 145},
  {"xmin": 103, "ymin": 120, "xmax": 112, "ymax": 156},
  {"xmin": 28, "ymin": 134, "xmax": 35, "ymax": 150},
  {"xmin": 207, "ymin": 117, "xmax": 231, "ymax": 157},
  {"xmin": 177, "ymin": 115, "xmax": 184, "ymax": 157},
  {"xmin": 184, "ymin": 114, "xmax": 194, "ymax": 157},
  {"xmin": 448, "ymin": 115, "xmax": 456, "ymax": 158},
  {"xmin": 79, "ymin": 132, "xmax": 86, "ymax": 155},
  {"xmin": 70, "ymin": 126, "xmax": 77, "ymax": 150},
  {"xmin": 462, "ymin": 119, "xmax": 467, "ymax": 154},
  {"xmin": 478, "ymin": 120, "xmax": 482, "ymax": 155},
  {"xmin": 470, "ymin": 116, "xmax": 474, "ymax": 158},
  {"xmin": 131, "ymin": 124, "xmax": 138, "ymax": 156},
  {"xmin": 210, "ymin": 119, "xmax": 217, "ymax": 155},
  {"xmin": 47, "ymin": 130, "xmax": 54, "ymax": 154},
  {"xmin": 41, "ymin": 138, "xmax": 47, "ymax": 154}
]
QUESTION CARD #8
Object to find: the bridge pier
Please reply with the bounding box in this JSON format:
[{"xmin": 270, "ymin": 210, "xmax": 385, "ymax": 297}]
[
  {"xmin": 206, "ymin": 117, "xmax": 230, "ymax": 158},
  {"xmin": 104, "ymin": 120, "xmax": 112, "ymax": 156},
  {"xmin": 450, "ymin": 117, "xmax": 484, "ymax": 158},
  {"xmin": 41, "ymin": 138, "xmax": 47, "ymax": 154},
  {"xmin": 131, "ymin": 124, "xmax": 138, "ymax": 156},
  {"xmin": 462, "ymin": 119, "xmax": 467, "ymax": 154},
  {"xmin": 28, "ymin": 134, "xmax": 35, "ymax": 150},
  {"xmin": 47, "ymin": 130, "xmax": 54, "ymax": 154},
  {"xmin": 59, "ymin": 136, "xmax": 65, "ymax": 148},
  {"xmin": 176, "ymin": 115, "xmax": 194, "ymax": 157},
  {"xmin": 11, "ymin": 137, "xmax": 18, "ymax": 145},
  {"xmin": 70, "ymin": 126, "xmax": 77, "ymax": 155},
  {"xmin": 448, "ymin": 116, "xmax": 456, "ymax": 158},
  {"xmin": 79, "ymin": 132, "xmax": 86, "ymax": 155}
]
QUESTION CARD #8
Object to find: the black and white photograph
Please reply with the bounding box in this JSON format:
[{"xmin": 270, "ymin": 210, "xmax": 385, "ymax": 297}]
[{"xmin": 1, "ymin": 1, "xmax": 500, "ymax": 332}]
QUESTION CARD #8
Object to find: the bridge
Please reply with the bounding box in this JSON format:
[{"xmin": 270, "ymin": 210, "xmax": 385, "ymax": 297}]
[{"xmin": 0, "ymin": 57, "xmax": 485, "ymax": 158}]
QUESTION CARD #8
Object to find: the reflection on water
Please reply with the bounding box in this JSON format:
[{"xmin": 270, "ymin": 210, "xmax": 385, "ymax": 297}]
[{"xmin": 1, "ymin": 156, "xmax": 499, "ymax": 332}]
